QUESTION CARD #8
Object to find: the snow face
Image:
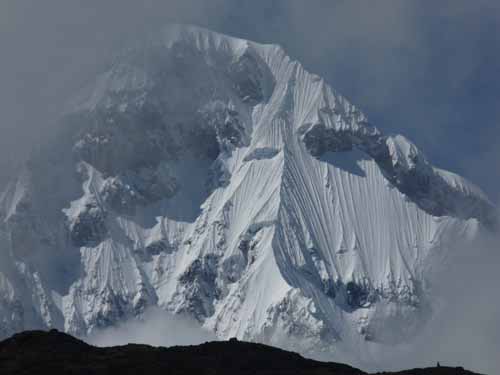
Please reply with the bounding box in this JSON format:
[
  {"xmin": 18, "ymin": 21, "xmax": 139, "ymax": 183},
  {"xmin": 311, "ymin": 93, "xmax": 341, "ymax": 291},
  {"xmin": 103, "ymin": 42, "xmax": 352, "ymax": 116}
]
[{"xmin": 0, "ymin": 25, "xmax": 496, "ymax": 360}]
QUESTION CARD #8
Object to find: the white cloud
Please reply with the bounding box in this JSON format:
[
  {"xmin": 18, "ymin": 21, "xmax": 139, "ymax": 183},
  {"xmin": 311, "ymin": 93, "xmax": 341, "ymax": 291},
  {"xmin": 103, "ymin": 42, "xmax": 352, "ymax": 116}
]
[{"xmin": 86, "ymin": 307, "xmax": 216, "ymax": 348}]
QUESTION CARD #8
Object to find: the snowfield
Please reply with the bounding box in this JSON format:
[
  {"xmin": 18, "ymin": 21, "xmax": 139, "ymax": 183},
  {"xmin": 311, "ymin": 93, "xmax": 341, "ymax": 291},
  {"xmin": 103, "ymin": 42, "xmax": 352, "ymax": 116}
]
[{"xmin": 0, "ymin": 25, "xmax": 496, "ymax": 364}]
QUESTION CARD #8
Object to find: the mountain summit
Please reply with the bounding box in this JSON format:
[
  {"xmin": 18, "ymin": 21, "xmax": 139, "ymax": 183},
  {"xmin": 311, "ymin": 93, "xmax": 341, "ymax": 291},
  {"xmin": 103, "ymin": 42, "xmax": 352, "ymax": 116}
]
[{"xmin": 0, "ymin": 25, "xmax": 495, "ymax": 363}]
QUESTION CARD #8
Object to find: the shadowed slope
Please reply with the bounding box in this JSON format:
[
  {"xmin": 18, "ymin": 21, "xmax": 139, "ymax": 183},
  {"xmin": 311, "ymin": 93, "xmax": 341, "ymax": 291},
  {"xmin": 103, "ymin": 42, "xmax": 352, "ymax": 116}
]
[{"xmin": 0, "ymin": 330, "xmax": 482, "ymax": 375}]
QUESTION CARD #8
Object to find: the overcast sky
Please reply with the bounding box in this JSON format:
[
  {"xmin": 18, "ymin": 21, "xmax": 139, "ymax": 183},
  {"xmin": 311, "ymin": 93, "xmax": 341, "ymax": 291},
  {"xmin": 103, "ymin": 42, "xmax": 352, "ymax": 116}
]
[{"xmin": 1, "ymin": 0, "xmax": 499, "ymax": 201}]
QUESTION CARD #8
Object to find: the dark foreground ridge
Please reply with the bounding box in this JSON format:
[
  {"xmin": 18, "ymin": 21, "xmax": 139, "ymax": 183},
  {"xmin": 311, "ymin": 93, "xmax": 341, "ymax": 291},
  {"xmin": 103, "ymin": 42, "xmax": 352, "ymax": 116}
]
[{"xmin": 0, "ymin": 330, "xmax": 482, "ymax": 375}]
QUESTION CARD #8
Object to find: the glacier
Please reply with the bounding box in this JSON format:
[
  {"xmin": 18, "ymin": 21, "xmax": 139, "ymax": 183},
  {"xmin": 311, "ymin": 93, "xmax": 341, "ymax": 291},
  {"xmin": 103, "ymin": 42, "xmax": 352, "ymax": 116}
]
[{"xmin": 0, "ymin": 25, "xmax": 496, "ymax": 363}]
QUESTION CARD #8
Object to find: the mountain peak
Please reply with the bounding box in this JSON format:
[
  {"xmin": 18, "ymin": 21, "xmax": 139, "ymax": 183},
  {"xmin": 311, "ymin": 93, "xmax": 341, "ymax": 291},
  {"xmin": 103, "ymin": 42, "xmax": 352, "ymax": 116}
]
[{"xmin": 0, "ymin": 25, "xmax": 496, "ymax": 368}]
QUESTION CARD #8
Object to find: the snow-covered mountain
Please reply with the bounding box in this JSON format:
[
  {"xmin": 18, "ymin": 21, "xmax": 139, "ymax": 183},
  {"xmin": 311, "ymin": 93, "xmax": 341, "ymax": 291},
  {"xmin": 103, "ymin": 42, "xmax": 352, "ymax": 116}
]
[{"xmin": 0, "ymin": 25, "xmax": 496, "ymax": 361}]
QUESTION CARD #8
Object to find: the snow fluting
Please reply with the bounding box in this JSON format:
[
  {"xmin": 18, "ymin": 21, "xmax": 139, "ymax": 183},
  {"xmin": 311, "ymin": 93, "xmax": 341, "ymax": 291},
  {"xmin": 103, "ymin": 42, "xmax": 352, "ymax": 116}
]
[{"xmin": 0, "ymin": 25, "xmax": 496, "ymax": 367}]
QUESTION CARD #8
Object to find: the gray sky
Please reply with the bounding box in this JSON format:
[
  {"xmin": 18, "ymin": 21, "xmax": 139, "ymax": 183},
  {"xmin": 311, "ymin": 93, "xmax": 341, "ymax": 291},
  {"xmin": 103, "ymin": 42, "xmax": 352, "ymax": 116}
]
[{"xmin": 1, "ymin": 0, "xmax": 499, "ymax": 201}]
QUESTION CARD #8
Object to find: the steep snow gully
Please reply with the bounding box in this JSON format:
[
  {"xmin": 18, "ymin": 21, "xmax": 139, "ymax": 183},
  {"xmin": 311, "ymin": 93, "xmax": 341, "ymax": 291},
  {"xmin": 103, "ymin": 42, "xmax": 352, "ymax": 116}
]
[{"xmin": 0, "ymin": 25, "xmax": 496, "ymax": 365}]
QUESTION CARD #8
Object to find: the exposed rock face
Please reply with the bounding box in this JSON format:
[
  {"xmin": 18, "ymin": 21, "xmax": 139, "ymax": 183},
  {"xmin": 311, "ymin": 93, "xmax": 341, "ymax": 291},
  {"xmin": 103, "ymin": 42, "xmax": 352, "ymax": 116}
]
[
  {"xmin": 100, "ymin": 165, "xmax": 179, "ymax": 215},
  {"xmin": 68, "ymin": 198, "xmax": 108, "ymax": 247},
  {"xmin": 301, "ymin": 122, "xmax": 496, "ymax": 228},
  {"xmin": 0, "ymin": 25, "xmax": 496, "ymax": 366}
]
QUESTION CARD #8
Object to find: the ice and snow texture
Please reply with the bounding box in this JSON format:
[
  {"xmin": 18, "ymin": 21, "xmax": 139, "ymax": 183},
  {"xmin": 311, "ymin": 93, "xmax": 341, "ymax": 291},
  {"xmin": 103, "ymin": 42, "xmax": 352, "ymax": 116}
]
[{"xmin": 0, "ymin": 25, "xmax": 496, "ymax": 361}]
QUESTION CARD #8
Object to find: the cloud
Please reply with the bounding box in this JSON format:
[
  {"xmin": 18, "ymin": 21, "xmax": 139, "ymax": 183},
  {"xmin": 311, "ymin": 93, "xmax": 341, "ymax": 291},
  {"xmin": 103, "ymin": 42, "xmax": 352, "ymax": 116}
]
[
  {"xmin": 419, "ymin": 231, "xmax": 500, "ymax": 374},
  {"xmin": 0, "ymin": 0, "xmax": 232, "ymax": 186},
  {"xmin": 359, "ymin": 229, "xmax": 500, "ymax": 374},
  {"xmin": 86, "ymin": 307, "xmax": 216, "ymax": 348}
]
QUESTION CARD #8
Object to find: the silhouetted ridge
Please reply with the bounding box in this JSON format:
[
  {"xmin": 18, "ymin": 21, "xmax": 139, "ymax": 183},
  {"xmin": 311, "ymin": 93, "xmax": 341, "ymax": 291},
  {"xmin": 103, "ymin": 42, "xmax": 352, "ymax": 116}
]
[{"xmin": 0, "ymin": 330, "xmax": 483, "ymax": 375}]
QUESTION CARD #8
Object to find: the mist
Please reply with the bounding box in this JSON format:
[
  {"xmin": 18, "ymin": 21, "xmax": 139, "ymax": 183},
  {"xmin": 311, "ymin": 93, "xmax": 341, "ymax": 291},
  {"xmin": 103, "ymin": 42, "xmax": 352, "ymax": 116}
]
[
  {"xmin": 1, "ymin": 1, "xmax": 499, "ymax": 373},
  {"xmin": 362, "ymin": 230, "xmax": 500, "ymax": 374},
  {"xmin": 87, "ymin": 307, "xmax": 216, "ymax": 348}
]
